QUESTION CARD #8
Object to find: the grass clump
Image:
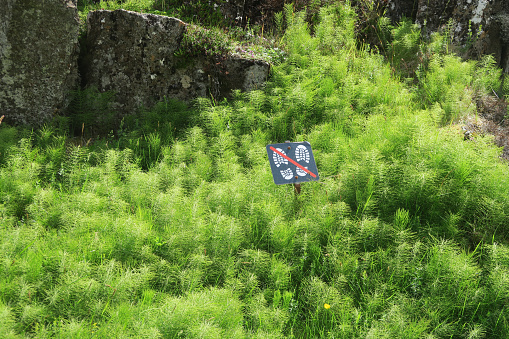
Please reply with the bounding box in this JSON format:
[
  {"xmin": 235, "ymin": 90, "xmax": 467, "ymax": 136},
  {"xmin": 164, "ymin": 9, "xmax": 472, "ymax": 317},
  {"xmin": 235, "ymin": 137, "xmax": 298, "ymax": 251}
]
[{"xmin": 2, "ymin": 1, "xmax": 509, "ymax": 338}]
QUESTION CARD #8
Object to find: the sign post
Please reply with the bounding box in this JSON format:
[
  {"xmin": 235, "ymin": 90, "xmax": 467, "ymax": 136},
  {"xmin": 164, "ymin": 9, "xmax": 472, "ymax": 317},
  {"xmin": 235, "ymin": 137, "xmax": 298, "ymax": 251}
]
[{"xmin": 266, "ymin": 141, "xmax": 319, "ymax": 193}]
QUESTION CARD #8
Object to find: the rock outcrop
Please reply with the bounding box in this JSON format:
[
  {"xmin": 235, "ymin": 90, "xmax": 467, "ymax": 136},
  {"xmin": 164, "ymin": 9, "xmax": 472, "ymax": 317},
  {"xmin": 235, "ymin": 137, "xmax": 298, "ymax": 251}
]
[
  {"xmin": 385, "ymin": 0, "xmax": 419, "ymax": 23},
  {"xmin": 0, "ymin": 0, "xmax": 80, "ymax": 126},
  {"xmin": 83, "ymin": 9, "xmax": 270, "ymax": 114},
  {"xmin": 386, "ymin": 0, "xmax": 509, "ymax": 72}
]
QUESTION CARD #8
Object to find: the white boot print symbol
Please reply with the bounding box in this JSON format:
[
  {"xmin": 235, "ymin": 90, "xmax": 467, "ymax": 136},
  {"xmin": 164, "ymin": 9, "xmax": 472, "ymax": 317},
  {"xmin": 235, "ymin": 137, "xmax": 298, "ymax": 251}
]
[
  {"xmin": 295, "ymin": 145, "xmax": 310, "ymax": 162},
  {"xmin": 273, "ymin": 148, "xmax": 294, "ymax": 179},
  {"xmin": 272, "ymin": 148, "xmax": 288, "ymax": 167},
  {"xmin": 280, "ymin": 168, "xmax": 294, "ymax": 180},
  {"xmin": 295, "ymin": 145, "xmax": 310, "ymax": 176}
]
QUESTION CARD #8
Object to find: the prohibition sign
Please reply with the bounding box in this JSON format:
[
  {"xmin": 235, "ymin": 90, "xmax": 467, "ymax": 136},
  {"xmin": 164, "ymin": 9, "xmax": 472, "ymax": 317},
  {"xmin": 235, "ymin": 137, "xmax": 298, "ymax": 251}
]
[
  {"xmin": 269, "ymin": 146, "xmax": 317, "ymax": 178},
  {"xmin": 266, "ymin": 142, "xmax": 320, "ymax": 185}
]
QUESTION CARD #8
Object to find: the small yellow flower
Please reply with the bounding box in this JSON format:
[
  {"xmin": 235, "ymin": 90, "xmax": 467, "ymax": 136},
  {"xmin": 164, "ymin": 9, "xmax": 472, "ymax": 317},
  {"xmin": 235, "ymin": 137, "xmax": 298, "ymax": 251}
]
[{"xmin": 324, "ymin": 303, "xmax": 331, "ymax": 309}]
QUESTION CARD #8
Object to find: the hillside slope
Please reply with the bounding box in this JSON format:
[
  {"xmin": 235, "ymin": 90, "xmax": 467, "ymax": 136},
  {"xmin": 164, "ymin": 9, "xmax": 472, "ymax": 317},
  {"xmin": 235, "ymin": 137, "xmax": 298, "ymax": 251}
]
[{"xmin": 1, "ymin": 2, "xmax": 509, "ymax": 338}]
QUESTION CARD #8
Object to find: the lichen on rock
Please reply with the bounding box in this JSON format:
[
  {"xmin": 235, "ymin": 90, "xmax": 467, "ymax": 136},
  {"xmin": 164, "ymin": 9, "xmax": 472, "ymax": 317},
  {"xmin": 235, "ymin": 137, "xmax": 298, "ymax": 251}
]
[
  {"xmin": 0, "ymin": 0, "xmax": 80, "ymax": 126},
  {"xmin": 83, "ymin": 9, "xmax": 270, "ymax": 115},
  {"xmin": 386, "ymin": 0, "xmax": 509, "ymax": 73}
]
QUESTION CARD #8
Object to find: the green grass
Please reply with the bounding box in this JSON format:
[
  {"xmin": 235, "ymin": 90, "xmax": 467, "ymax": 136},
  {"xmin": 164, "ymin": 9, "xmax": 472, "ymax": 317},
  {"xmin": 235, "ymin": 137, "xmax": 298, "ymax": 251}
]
[{"xmin": 2, "ymin": 2, "xmax": 509, "ymax": 338}]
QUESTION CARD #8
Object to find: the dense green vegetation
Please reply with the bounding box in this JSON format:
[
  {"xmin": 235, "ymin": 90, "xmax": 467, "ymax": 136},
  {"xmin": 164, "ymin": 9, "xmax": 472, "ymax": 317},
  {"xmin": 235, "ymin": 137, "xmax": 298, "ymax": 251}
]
[{"xmin": 2, "ymin": 1, "xmax": 509, "ymax": 338}]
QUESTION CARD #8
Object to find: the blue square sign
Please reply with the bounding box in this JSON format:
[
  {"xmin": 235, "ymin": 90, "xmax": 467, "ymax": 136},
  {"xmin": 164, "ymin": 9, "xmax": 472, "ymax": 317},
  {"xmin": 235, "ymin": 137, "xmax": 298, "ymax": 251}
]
[{"xmin": 266, "ymin": 142, "xmax": 319, "ymax": 185}]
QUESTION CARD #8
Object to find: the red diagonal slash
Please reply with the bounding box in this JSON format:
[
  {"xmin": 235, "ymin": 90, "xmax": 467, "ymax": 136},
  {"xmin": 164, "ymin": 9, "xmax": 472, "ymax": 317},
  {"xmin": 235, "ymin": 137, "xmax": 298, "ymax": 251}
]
[{"xmin": 270, "ymin": 146, "xmax": 317, "ymax": 178}]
